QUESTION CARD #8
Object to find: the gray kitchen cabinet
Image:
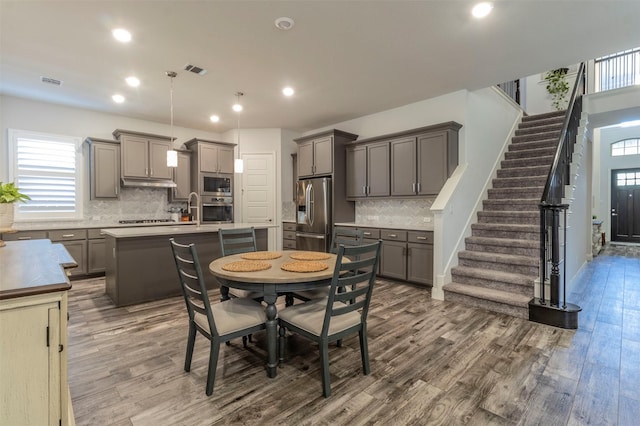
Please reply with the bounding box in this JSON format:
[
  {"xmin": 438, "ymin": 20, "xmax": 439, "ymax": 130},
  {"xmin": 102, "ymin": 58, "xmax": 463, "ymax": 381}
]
[
  {"xmin": 113, "ymin": 130, "xmax": 173, "ymax": 180},
  {"xmin": 296, "ymin": 130, "xmax": 358, "ymax": 178},
  {"xmin": 85, "ymin": 137, "xmax": 120, "ymax": 199},
  {"xmin": 391, "ymin": 124, "xmax": 461, "ymax": 196},
  {"xmin": 282, "ymin": 222, "xmax": 297, "ymax": 249},
  {"xmin": 87, "ymin": 228, "xmax": 106, "ymax": 274},
  {"xmin": 1, "ymin": 230, "xmax": 48, "ymax": 241},
  {"xmin": 407, "ymin": 231, "xmax": 434, "ymax": 286},
  {"xmin": 346, "ymin": 141, "xmax": 390, "ymax": 198},
  {"xmin": 380, "ymin": 230, "xmax": 408, "ymax": 280},
  {"xmin": 49, "ymin": 229, "xmax": 88, "ymax": 276},
  {"xmin": 169, "ymin": 150, "xmax": 192, "ymax": 202},
  {"xmin": 185, "ymin": 139, "xmax": 234, "ymax": 174}
]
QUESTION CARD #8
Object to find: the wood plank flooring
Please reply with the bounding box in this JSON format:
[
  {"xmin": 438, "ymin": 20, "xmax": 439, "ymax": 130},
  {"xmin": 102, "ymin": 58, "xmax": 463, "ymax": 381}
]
[{"xmin": 67, "ymin": 244, "xmax": 640, "ymax": 425}]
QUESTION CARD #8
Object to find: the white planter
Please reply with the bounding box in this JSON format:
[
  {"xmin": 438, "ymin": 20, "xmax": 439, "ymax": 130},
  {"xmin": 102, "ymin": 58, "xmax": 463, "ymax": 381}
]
[{"xmin": 0, "ymin": 204, "xmax": 15, "ymax": 229}]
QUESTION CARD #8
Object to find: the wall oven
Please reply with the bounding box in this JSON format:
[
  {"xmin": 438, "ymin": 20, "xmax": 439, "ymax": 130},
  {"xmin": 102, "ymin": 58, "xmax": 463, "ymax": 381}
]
[
  {"xmin": 201, "ymin": 196, "xmax": 233, "ymax": 223},
  {"xmin": 201, "ymin": 173, "xmax": 232, "ymax": 197}
]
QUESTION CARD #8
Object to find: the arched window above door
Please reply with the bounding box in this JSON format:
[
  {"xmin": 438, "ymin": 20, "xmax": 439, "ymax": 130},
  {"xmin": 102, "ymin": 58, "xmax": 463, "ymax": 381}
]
[{"xmin": 611, "ymin": 139, "xmax": 639, "ymax": 157}]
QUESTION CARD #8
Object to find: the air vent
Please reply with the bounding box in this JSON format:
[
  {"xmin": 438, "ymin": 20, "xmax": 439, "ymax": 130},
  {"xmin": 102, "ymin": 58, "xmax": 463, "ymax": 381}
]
[
  {"xmin": 183, "ymin": 64, "xmax": 207, "ymax": 75},
  {"xmin": 40, "ymin": 76, "xmax": 63, "ymax": 86}
]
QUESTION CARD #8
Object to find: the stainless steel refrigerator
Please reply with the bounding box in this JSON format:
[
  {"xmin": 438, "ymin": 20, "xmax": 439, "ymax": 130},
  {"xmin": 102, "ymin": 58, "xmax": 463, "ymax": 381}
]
[{"xmin": 296, "ymin": 177, "xmax": 332, "ymax": 252}]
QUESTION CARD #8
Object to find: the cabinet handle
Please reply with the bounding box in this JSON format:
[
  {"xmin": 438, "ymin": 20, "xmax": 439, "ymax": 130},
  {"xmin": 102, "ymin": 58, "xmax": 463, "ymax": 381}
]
[
  {"xmin": 417, "ymin": 183, "xmax": 421, "ymax": 193},
  {"xmin": 412, "ymin": 183, "xmax": 416, "ymax": 193},
  {"xmin": 115, "ymin": 186, "xmax": 118, "ymax": 195},
  {"xmin": 416, "ymin": 236, "xmax": 427, "ymax": 240},
  {"xmin": 363, "ymin": 232, "xmax": 371, "ymax": 236},
  {"xmin": 145, "ymin": 167, "xmax": 149, "ymax": 176},
  {"xmin": 362, "ymin": 186, "xmax": 366, "ymax": 195},
  {"xmin": 62, "ymin": 234, "xmax": 75, "ymax": 238},
  {"xmin": 389, "ymin": 234, "xmax": 397, "ymax": 238},
  {"xmin": 18, "ymin": 236, "xmax": 32, "ymax": 240},
  {"xmin": 150, "ymin": 167, "xmax": 154, "ymax": 176}
]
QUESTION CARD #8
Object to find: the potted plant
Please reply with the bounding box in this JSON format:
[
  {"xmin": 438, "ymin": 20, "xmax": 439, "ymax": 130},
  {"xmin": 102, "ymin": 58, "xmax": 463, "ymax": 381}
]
[
  {"xmin": 0, "ymin": 182, "xmax": 31, "ymax": 228},
  {"xmin": 544, "ymin": 67, "xmax": 570, "ymax": 111}
]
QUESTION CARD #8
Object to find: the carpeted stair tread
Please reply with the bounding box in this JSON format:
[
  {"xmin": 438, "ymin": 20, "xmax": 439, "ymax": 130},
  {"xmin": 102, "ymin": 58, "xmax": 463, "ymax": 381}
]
[
  {"xmin": 508, "ymin": 139, "xmax": 558, "ymax": 151},
  {"xmin": 458, "ymin": 250, "xmax": 539, "ymax": 267},
  {"xmin": 521, "ymin": 110, "xmax": 566, "ymax": 121},
  {"xmin": 482, "ymin": 198, "xmax": 540, "ymax": 212},
  {"xmin": 465, "ymin": 236, "xmax": 539, "ymax": 249},
  {"xmin": 487, "ymin": 187, "xmax": 543, "ymax": 199},
  {"xmin": 472, "ymin": 222, "xmax": 538, "ymax": 231},
  {"xmin": 501, "ymin": 156, "xmax": 554, "ymax": 168},
  {"xmin": 518, "ymin": 116, "xmax": 565, "ymax": 129},
  {"xmin": 492, "ymin": 176, "xmax": 547, "ymax": 188},
  {"xmin": 444, "ymin": 283, "xmax": 532, "ymax": 308},
  {"xmin": 505, "ymin": 146, "xmax": 557, "ymax": 159},
  {"xmin": 497, "ymin": 165, "xmax": 550, "ymax": 178},
  {"xmin": 515, "ymin": 124, "xmax": 563, "ymax": 137},
  {"xmin": 477, "ymin": 211, "xmax": 539, "ymax": 224},
  {"xmin": 451, "ymin": 265, "xmax": 535, "ymax": 286},
  {"xmin": 512, "ymin": 131, "xmax": 561, "ymax": 143}
]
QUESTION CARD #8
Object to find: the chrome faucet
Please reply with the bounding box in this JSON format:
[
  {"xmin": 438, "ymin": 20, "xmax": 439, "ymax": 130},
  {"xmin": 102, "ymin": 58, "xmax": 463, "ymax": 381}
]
[{"xmin": 187, "ymin": 192, "xmax": 201, "ymax": 227}]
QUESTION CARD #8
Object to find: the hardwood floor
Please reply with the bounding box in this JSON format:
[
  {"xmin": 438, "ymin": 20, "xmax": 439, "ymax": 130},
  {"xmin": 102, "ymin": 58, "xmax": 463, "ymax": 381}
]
[{"xmin": 67, "ymin": 244, "xmax": 640, "ymax": 425}]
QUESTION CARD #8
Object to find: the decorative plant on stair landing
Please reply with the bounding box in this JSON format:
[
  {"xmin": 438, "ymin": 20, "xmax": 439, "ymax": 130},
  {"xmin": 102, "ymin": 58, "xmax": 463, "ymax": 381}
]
[{"xmin": 544, "ymin": 67, "xmax": 570, "ymax": 111}]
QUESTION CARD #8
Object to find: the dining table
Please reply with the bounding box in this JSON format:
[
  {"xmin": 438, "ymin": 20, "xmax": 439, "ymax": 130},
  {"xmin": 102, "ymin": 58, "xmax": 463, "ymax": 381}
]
[{"xmin": 209, "ymin": 250, "xmax": 341, "ymax": 378}]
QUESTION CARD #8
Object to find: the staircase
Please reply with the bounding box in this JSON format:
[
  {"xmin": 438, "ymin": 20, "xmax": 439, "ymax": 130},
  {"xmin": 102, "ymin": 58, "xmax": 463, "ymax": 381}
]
[{"xmin": 443, "ymin": 110, "xmax": 566, "ymax": 319}]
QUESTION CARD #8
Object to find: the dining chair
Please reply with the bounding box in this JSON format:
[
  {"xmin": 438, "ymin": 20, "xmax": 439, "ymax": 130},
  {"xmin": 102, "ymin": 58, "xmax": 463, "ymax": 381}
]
[
  {"xmin": 218, "ymin": 227, "xmax": 263, "ymax": 300},
  {"xmin": 292, "ymin": 227, "xmax": 365, "ymax": 302},
  {"xmin": 278, "ymin": 240, "xmax": 382, "ymax": 397},
  {"xmin": 170, "ymin": 238, "xmax": 267, "ymax": 396}
]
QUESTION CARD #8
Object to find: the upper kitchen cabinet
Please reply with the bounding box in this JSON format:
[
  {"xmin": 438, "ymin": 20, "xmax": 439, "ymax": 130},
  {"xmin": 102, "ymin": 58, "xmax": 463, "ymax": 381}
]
[
  {"xmin": 391, "ymin": 123, "xmax": 461, "ymax": 196},
  {"xmin": 185, "ymin": 138, "xmax": 235, "ymax": 174},
  {"xmin": 169, "ymin": 149, "xmax": 192, "ymax": 202},
  {"xmin": 346, "ymin": 141, "xmax": 390, "ymax": 199},
  {"xmin": 113, "ymin": 129, "xmax": 173, "ymax": 182},
  {"xmin": 295, "ymin": 129, "xmax": 358, "ymax": 178},
  {"xmin": 85, "ymin": 137, "xmax": 120, "ymax": 199}
]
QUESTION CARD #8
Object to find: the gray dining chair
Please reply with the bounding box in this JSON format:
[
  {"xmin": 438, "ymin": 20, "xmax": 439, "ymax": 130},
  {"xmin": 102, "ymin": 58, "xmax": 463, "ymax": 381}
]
[
  {"xmin": 292, "ymin": 227, "xmax": 365, "ymax": 302},
  {"xmin": 218, "ymin": 227, "xmax": 264, "ymax": 300},
  {"xmin": 170, "ymin": 238, "xmax": 267, "ymax": 396},
  {"xmin": 278, "ymin": 240, "xmax": 382, "ymax": 397}
]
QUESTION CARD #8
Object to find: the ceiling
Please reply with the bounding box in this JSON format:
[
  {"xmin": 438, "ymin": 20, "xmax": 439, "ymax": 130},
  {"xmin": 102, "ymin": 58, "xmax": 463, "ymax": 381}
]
[{"xmin": 2, "ymin": 1, "xmax": 639, "ymax": 133}]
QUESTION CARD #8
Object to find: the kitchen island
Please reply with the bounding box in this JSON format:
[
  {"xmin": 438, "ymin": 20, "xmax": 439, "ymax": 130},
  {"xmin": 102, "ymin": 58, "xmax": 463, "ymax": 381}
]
[{"xmin": 102, "ymin": 223, "xmax": 276, "ymax": 307}]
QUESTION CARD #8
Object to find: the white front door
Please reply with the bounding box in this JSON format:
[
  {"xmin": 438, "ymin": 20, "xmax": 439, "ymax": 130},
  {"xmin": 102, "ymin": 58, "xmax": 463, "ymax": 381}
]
[{"xmin": 240, "ymin": 153, "xmax": 276, "ymax": 249}]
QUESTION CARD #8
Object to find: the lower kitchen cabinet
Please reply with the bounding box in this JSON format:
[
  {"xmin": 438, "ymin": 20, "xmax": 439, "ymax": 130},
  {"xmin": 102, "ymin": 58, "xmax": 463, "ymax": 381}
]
[
  {"xmin": 49, "ymin": 230, "xmax": 88, "ymax": 277},
  {"xmin": 283, "ymin": 222, "xmax": 297, "ymax": 249},
  {"xmin": 88, "ymin": 229, "xmax": 106, "ymax": 274},
  {"xmin": 407, "ymin": 241, "xmax": 433, "ymax": 285}
]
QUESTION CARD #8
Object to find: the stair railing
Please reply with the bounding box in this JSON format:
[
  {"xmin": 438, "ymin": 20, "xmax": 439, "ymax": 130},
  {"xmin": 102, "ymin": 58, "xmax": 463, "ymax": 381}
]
[{"xmin": 538, "ymin": 62, "xmax": 586, "ymax": 309}]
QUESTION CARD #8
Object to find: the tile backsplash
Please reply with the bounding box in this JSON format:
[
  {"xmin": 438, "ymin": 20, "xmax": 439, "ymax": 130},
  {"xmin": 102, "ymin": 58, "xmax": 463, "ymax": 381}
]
[{"xmin": 355, "ymin": 198, "xmax": 434, "ymax": 227}]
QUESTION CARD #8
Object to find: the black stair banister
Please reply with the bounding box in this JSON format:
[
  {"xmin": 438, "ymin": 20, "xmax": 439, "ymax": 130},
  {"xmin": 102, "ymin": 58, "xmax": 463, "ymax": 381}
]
[{"xmin": 530, "ymin": 63, "xmax": 586, "ymax": 329}]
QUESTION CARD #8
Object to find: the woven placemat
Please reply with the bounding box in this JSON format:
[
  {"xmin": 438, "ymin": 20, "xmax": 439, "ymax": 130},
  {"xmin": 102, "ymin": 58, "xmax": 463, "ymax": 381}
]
[
  {"xmin": 222, "ymin": 260, "xmax": 272, "ymax": 272},
  {"xmin": 289, "ymin": 252, "xmax": 331, "ymax": 261},
  {"xmin": 240, "ymin": 251, "xmax": 282, "ymax": 260},
  {"xmin": 281, "ymin": 261, "xmax": 329, "ymax": 273}
]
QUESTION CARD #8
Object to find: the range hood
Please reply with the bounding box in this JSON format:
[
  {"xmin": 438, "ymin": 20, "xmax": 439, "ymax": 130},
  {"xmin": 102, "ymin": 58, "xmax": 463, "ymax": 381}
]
[{"xmin": 121, "ymin": 178, "xmax": 176, "ymax": 188}]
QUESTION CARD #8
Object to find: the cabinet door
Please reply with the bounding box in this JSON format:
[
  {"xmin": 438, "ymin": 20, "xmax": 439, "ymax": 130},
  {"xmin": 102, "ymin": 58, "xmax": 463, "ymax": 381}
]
[
  {"xmin": 61, "ymin": 240, "xmax": 87, "ymax": 276},
  {"xmin": 92, "ymin": 142, "xmax": 120, "ymax": 199},
  {"xmin": 407, "ymin": 242, "xmax": 433, "ymax": 285},
  {"xmin": 297, "ymin": 141, "xmax": 314, "ymax": 177},
  {"xmin": 148, "ymin": 140, "xmax": 172, "ymax": 179},
  {"xmin": 217, "ymin": 146, "xmax": 235, "ymax": 174},
  {"xmin": 313, "ymin": 136, "xmax": 333, "ymax": 175},
  {"xmin": 417, "ymin": 131, "xmax": 447, "ymax": 195},
  {"xmin": 200, "ymin": 144, "xmax": 220, "ymax": 173},
  {"xmin": 122, "ymin": 136, "xmax": 149, "ymax": 178},
  {"xmin": 390, "ymin": 137, "xmax": 418, "ymax": 196},
  {"xmin": 88, "ymin": 239, "xmax": 106, "ymax": 274},
  {"xmin": 379, "ymin": 240, "xmax": 406, "ymax": 280},
  {"xmin": 0, "ymin": 299, "xmax": 61, "ymax": 425},
  {"xmin": 346, "ymin": 146, "xmax": 367, "ymax": 198},
  {"xmin": 367, "ymin": 142, "xmax": 390, "ymax": 197},
  {"xmin": 171, "ymin": 152, "xmax": 191, "ymax": 201}
]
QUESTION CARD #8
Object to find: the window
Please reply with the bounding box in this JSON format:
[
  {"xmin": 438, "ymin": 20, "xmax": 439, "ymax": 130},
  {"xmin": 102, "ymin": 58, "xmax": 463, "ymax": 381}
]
[
  {"xmin": 616, "ymin": 171, "xmax": 640, "ymax": 187},
  {"xmin": 611, "ymin": 139, "xmax": 640, "ymax": 157},
  {"xmin": 8, "ymin": 129, "xmax": 83, "ymax": 221}
]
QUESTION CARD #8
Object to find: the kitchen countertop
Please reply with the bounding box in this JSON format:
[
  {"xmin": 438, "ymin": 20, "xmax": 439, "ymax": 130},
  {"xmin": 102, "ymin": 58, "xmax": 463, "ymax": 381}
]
[
  {"xmin": 335, "ymin": 221, "xmax": 434, "ymax": 232},
  {"xmin": 101, "ymin": 222, "xmax": 277, "ymax": 239},
  {"xmin": 9, "ymin": 220, "xmax": 199, "ymax": 232}
]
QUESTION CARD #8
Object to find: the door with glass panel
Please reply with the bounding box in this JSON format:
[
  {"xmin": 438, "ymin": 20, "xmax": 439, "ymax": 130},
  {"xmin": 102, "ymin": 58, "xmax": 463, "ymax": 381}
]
[{"xmin": 611, "ymin": 168, "xmax": 640, "ymax": 243}]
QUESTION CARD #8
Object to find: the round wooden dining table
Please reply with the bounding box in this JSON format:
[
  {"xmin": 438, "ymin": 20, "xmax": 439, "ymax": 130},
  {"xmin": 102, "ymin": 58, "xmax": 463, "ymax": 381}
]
[{"xmin": 209, "ymin": 250, "xmax": 340, "ymax": 378}]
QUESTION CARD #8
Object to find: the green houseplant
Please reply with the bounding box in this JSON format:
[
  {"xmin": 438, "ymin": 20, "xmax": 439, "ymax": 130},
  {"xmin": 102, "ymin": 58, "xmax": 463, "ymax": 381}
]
[
  {"xmin": 544, "ymin": 67, "xmax": 570, "ymax": 111},
  {"xmin": 0, "ymin": 182, "xmax": 31, "ymax": 229}
]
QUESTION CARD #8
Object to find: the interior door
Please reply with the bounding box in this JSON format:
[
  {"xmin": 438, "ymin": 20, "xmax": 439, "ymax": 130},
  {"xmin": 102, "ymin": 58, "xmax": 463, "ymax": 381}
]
[
  {"xmin": 241, "ymin": 153, "xmax": 276, "ymax": 250},
  {"xmin": 611, "ymin": 168, "xmax": 640, "ymax": 243}
]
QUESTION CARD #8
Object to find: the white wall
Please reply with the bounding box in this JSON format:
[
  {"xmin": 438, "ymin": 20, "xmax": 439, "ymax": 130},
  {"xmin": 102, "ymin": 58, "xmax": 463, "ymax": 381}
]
[{"xmin": 521, "ymin": 67, "xmax": 579, "ymax": 115}]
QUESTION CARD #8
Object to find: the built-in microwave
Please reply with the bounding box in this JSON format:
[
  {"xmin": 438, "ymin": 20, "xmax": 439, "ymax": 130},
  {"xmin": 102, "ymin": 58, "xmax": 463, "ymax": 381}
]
[
  {"xmin": 201, "ymin": 197, "xmax": 233, "ymax": 223},
  {"xmin": 201, "ymin": 173, "xmax": 232, "ymax": 197}
]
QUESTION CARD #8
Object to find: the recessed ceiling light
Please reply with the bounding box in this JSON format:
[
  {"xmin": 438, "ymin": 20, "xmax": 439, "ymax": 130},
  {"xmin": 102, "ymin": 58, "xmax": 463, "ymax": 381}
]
[
  {"xmin": 210, "ymin": 115, "xmax": 220, "ymax": 123},
  {"xmin": 112, "ymin": 94, "xmax": 125, "ymax": 103},
  {"xmin": 112, "ymin": 28, "xmax": 132, "ymax": 43},
  {"xmin": 472, "ymin": 2, "xmax": 493, "ymax": 19},
  {"xmin": 125, "ymin": 76, "xmax": 140, "ymax": 87},
  {"xmin": 232, "ymin": 103, "xmax": 243, "ymax": 112},
  {"xmin": 275, "ymin": 17, "xmax": 295, "ymax": 31},
  {"xmin": 282, "ymin": 87, "xmax": 295, "ymax": 97}
]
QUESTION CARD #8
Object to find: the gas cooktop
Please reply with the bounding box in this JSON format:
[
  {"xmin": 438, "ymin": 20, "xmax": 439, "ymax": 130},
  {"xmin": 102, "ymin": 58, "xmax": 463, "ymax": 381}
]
[{"xmin": 118, "ymin": 219, "xmax": 174, "ymax": 224}]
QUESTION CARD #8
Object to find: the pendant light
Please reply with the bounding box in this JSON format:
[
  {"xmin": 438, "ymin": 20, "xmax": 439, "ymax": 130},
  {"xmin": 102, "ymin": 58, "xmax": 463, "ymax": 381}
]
[
  {"xmin": 234, "ymin": 91, "xmax": 244, "ymax": 173},
  {"xmin": 166, "ymin": 71, "xmax": 178, "ymax": 167}
]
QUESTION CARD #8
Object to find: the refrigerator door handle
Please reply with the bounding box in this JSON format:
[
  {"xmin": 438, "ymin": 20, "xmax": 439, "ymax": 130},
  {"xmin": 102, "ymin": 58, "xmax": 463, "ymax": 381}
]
[
  {"xmin": 308, "ymin": 183, "xmax": 314, "ymax": 226},
  {"xmin": 296, "ymin": 232, "xmax": 326, "ymax": 239}
]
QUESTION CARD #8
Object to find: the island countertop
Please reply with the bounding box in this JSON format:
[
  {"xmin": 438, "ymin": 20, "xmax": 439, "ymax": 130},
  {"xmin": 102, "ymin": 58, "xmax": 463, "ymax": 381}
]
[{"xmin": 101, "ymin": 222, "xmax": 277, "ymax": 239}]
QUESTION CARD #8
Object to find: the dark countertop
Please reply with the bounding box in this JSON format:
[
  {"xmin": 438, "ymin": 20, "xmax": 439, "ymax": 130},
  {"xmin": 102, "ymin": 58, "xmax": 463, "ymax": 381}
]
[{"xmin": 0, "ymin": 239, "xmax": 73, "ymax": 300}]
